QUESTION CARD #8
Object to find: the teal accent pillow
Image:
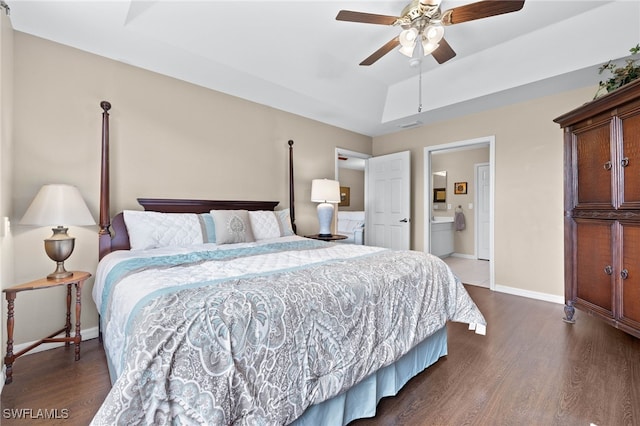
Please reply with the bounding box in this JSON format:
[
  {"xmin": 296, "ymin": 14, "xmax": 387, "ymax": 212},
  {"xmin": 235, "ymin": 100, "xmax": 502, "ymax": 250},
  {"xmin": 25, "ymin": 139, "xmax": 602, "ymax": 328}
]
[{"xmin": 198, "ymin": 213, "xmax": 217, "ymax": 243}]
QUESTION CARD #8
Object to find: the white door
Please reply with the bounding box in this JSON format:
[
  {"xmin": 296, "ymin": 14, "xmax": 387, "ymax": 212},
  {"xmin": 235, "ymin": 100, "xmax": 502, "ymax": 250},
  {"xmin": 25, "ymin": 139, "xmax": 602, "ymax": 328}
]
[
  {"xmin": 366, "ymin": 151, "xmax": 411, "ymax": 250},
  {"xmin": 476, "ymin": 163, "xmax": 490, "ymax": 260}
]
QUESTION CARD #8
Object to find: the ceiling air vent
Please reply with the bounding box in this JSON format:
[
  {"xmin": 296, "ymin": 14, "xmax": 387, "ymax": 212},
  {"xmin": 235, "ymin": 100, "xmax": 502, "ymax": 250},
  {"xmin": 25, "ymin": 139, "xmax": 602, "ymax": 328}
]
[{"xmin": 398, "ymin": 120, "xmax": 422, "ymax": 129}]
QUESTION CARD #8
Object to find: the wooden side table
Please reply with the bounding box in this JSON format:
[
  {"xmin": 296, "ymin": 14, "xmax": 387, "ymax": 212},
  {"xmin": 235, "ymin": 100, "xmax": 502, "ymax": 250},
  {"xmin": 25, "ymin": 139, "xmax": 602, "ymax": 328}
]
[
  {"xmin": 305, "ymin": 234, "xmax": 348, "ymax": 241},
  {"xmin": 3, "ymin": 271, "xmax": 91, "ymax": 384}
]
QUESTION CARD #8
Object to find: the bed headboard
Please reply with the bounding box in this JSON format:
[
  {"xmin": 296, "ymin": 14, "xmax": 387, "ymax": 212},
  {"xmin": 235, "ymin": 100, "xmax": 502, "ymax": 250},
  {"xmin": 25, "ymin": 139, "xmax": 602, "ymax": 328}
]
[{"xmin": 98, "ymin": 101, "xmax": 295, "ymax": 259}]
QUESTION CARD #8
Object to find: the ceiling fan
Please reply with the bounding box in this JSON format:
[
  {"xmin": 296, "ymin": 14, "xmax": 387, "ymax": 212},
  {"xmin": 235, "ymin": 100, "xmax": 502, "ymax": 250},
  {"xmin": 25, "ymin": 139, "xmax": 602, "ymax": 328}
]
[{"xmin": 336, "ymin": 0, "xmax": 525, "ymax": 66}]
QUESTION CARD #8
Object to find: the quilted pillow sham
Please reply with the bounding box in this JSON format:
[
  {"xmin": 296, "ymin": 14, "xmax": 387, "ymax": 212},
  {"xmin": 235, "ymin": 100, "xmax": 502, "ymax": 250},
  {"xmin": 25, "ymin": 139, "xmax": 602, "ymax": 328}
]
[
  {"xmin": 275, "ymin": 208, "xmax": 295, "ymax": 236},
  {"xmin": 248, "ymin": 210, "xmax": 281, "ymax": 240},
  {"xmin": 123, "ymin": 210, "xmax": 204, "ymax": 250}
]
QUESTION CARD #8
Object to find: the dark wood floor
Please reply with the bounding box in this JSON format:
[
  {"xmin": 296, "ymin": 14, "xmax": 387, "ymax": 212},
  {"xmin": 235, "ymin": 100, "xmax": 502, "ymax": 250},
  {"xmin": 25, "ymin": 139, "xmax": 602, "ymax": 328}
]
[{"xmin": 2, "ymin": 285, "xmax": 639, "ymax": 425}]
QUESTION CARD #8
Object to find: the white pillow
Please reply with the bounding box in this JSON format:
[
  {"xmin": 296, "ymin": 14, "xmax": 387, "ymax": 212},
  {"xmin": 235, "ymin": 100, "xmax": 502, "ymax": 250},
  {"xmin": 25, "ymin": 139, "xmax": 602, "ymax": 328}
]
[
  {"xmin": 339, "ymin": 219, "xmax": 365, "ymax": 233},
  {"xmin": 123, "ymin": 210, "xmax": 203, "ymax": 250},
  {"xmin": 210, "ymin": 210, "xmax": 255, "ymax": 244},
  {"xmin": 275, "ymin": 209, "xmax": 295, "ymax": 236},
  {"xmin": 249, "ymin": 211, "xmax": 281, "ymax": 240}
]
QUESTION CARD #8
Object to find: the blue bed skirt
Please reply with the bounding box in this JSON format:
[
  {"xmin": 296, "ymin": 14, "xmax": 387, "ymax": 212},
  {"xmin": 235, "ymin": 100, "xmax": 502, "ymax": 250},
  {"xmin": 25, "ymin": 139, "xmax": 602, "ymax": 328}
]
[{"xmin": 292, "ymin": 326, "xmax": 448, "ymax": 425}]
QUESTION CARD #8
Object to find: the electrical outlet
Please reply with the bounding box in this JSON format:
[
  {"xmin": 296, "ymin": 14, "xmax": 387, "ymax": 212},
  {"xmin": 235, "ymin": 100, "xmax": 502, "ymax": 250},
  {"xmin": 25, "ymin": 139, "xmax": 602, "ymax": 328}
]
[
  {"xmin": 0, "ymin": 217, "xmax": 9, "ymax": 237},
  {"xmin": 468, "ymin": 203, "xmax": 473, "ymax": 209}
]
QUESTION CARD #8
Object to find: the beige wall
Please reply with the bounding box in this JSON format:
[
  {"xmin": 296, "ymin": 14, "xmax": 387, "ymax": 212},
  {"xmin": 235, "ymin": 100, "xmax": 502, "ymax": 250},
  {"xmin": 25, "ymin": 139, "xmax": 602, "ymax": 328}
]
[
  {"xmin": 7, "ymin": 32, "xmax": 370, "ymax": 347},
  {"xmin": 373, "ymin": 85, "xmax": 595, "ymax": 297},
  {"xmin": 0, "ymin": 9, "xmax": 14, "ymax": 364},
  {"xmin": 337, "ymin": 168, "xmax": 364, "ymax": 211},
  {"xmin": 432, "ymin": 147, "xmax": 490, "ymax": 256}
]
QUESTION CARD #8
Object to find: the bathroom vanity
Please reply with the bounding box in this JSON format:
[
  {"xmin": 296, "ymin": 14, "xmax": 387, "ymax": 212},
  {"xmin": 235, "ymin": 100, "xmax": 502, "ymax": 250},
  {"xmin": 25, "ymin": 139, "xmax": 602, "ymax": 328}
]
[{"xmin": 431, "ymin": 216, "xmax": 454, "ymax": 258}]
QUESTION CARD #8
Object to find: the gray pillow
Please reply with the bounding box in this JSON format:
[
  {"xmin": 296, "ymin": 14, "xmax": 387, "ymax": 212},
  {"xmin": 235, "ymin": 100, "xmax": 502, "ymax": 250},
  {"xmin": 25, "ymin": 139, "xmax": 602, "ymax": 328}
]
[{"xmin": 210, "ymin": 210, "xmax": 255, "ymax": 244}]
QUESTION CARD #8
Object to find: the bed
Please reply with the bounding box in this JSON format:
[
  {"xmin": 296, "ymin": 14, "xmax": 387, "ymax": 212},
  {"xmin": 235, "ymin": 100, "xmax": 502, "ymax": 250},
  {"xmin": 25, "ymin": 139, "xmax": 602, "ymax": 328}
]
[{"xmin": 90, "ymin": 102, "xmax": 486, "ymax": 425}]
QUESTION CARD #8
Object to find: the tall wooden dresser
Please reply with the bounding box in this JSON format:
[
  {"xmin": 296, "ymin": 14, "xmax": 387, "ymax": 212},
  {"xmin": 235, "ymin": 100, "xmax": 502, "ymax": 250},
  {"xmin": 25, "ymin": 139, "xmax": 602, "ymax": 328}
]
[{"xmin": 554, "ymin": 79, "xmax": 640, "ymax": 339}]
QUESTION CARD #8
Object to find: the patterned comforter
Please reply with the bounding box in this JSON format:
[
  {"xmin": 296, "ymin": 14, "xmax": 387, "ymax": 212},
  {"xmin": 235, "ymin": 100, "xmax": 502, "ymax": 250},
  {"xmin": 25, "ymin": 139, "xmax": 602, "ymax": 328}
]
[{"xmin": 91, "ymin": 236, "xmax": 486, "ymax": 425}]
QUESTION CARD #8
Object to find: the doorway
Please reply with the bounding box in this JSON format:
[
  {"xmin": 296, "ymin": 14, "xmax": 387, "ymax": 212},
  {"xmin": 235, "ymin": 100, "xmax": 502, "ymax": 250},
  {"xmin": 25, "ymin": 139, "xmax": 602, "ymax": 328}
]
[
  {"xmin": 335, "ymin": 148, "xmax": 370, "ymax": 243},
  {"xmin": 475, "ymin": 163, "xmax": 490, "ymax": 260},
  {"xmin": 424, "ymin": 136, "xmax": 495, "ymax": 290},
  {"xmin": 336, "ymin": 148, "xmax": 413, "ymax": 250},
  {"xmin": 334, "ymin": 148, "xmax": 369, "ymax": 211}
]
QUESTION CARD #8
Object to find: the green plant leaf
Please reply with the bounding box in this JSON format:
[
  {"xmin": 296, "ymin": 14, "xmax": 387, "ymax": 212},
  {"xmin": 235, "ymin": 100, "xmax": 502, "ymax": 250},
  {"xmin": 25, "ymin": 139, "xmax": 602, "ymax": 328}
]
[{"xmin": 595, "ymin": 43, "xmax": 640, "ymax": 97}]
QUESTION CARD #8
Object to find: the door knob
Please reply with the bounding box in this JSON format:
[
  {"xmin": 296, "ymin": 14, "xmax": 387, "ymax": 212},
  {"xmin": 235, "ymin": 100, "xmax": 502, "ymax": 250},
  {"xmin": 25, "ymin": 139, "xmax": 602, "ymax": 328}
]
[{"xmin": 399, "ymin": 218, "xmax": 409, "ymax": 223}]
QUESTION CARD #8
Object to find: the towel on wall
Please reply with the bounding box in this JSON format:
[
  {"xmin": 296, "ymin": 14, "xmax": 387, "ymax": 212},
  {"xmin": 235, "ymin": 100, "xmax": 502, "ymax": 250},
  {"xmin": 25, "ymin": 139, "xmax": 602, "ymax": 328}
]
[{"xmin": 454, "ymin": 211, "xmax": 466, "ymax": 231}]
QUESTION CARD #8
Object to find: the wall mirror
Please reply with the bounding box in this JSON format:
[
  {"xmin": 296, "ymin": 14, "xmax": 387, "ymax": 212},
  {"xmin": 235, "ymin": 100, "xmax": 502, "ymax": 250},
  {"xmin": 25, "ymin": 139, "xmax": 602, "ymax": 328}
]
[{"xmin": 432, "ymin": 171, "xmax": 447, "ymax": 206}]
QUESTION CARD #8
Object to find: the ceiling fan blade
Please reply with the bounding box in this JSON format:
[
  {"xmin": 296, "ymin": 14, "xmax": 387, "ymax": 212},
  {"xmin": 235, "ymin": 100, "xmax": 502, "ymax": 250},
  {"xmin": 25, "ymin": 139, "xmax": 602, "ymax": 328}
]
[
  {"xmin": 336, "ymin": 10, "xmax": 399, "ymax": 25},
  {"xmin": 441, "ymin": 0, "xmax": 525, "ymax": 25},
  {"xmin": 431, "ymin": 38, "xmax": 456, "ymax": 64},
  {"xmin": 360, "ymin": 37, "xmax": 400, "ymax": 66}
]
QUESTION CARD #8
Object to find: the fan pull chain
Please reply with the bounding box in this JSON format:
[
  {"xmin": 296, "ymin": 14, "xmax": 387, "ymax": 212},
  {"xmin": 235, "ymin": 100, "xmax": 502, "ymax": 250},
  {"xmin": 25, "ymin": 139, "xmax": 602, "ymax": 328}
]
[{"xmin": 418, "ymin": 61, "xmax": 423, "ymax": 113}]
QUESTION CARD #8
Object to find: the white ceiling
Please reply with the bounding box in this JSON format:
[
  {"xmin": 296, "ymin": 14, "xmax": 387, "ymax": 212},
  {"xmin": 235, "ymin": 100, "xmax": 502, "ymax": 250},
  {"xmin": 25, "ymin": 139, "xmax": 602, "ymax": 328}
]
[{"xmin": 7, "ymin": 1, "xmax": 640, "ymax": 136}]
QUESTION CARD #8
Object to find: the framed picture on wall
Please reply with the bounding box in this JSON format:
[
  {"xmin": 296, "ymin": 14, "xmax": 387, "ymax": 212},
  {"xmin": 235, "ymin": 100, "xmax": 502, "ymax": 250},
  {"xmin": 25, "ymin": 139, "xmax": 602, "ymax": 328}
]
[
  {"xmin": 433, "ymin": 188, "xmax": 446, "ymax": 202},
  {"xmin": 339, "ymin": 186, "xmax": 350, "ymax": 207},
  {"xmin": 454, "ymin": 182, "xmax": 467, "ymax": 194}
]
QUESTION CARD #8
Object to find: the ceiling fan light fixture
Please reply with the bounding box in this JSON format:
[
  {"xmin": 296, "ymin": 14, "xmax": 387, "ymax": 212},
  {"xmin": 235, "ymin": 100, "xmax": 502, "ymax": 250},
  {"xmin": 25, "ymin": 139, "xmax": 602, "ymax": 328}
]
[
  {"xmin": 399, "ymin": 27, "xmax": 419, "ymax": 47},
  {"xmin": 424, "ymin": 23, "xmax": 444, "ymax": 43},
  {"xmin": 422, "ymin": 40, "xmax": 439, "ymax": 55},
  {"xmin": 399, "ymin": 43, "xmax": 416, "ymax": 58}
]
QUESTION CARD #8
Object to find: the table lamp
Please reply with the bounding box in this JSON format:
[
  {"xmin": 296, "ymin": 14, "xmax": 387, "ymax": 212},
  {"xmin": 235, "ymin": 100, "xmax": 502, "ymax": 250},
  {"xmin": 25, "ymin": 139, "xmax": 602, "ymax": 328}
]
[
  {"xmin": 311, "ymin": 178, "xmax": 341, "ymax": 237},
  {"xmin": 20, "ymin": 184, "xmax": 95, "ymax": 279}
]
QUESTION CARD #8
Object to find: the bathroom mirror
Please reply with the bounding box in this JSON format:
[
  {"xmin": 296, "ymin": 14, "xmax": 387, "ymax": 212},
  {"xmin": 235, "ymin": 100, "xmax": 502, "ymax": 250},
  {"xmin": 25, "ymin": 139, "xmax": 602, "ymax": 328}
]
[{"xmin": 432, "ymin": 171, "xmax": 447, "ymax": 206}]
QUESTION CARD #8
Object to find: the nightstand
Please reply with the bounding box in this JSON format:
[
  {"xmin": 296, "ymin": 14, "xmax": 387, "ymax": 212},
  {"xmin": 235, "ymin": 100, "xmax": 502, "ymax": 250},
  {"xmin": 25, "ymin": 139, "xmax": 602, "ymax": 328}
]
[
  {"xmin": 305, "ymin": 234, "xmax": 348, "ymax": 241},
  {"xmin": 2, "ymin": 271, "xmax": 91, "ymax": 384}
]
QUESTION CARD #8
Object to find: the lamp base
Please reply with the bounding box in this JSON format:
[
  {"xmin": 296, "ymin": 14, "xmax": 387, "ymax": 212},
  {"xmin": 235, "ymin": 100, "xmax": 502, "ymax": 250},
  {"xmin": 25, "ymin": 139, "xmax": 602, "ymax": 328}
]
[
  {"xmin": 317, "ymin": 202, "xmax": 335, "ymax": 237},
  {"xmin": 44, "ymin": 226, "xmax": 75, "ymax": 280},
  {"xmin": 48, "ymin": 262, "xmax": 73, "ymax": 280}
]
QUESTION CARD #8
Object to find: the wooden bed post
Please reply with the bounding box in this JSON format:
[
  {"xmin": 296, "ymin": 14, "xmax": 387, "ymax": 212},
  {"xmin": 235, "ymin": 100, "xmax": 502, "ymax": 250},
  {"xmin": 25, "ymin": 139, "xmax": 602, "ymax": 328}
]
[
  {"xmin": 98, "ymin": 101, "xmax": 112, "ymax": 260},
  {"xmin": 288, "ymin": 140, "xmax": 296, "ymax": 234},
  {"xmin": 96, "ymin": 107, "xmax": 295, "ymax": 257}
]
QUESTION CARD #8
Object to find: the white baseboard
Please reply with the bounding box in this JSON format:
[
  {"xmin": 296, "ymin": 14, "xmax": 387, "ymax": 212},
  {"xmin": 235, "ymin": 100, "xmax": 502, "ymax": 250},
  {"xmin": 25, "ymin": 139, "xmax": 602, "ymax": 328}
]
[
  {"xmin": 494, "ymin": 284, "xmax": 564, "ymax": 305},
  {"xmin": 0, "ymin": 326, "xmax": 99, "ymax": 395},
  {"xmin": 13, "ymin": 326, "xmax": 100, "ymax": 355},
  {"xmin": 447, "ymin": 254, "xmax": 564, "ymax": 305},
  {"xmin": 450, "ymin": 253, "xmax": 477, "ymax": 260}
]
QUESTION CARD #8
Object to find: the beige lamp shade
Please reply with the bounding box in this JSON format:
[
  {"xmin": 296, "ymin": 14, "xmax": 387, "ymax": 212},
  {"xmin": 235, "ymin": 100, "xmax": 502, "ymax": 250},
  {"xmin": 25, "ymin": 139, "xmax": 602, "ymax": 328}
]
[
  {"xmin": 20, "ymin": 184, "xmax": 94, "ymax": 279},
  {"xmin": 310, "ymin": 179, "xmax": 341, "ymax": 204},
  {"xmin": 20, "ymin": 184, "xmax": 95, "ymax": 226}
]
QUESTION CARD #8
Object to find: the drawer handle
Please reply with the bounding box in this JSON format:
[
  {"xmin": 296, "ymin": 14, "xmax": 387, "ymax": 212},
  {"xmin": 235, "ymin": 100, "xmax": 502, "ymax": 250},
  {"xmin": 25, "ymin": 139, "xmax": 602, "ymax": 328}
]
[
  {"xmin": 621, "ymin": 157, "xmax": 630, "ymax": 167},
  {"xmin": 604, "ymin": 265, "xmax": 613, "ymax": 275},
  {"xmin": 621, "ymin": 269, "xmax": 629, "ymax": 280},
  {"xmin": 604, "ymin": 161, "xmax": 612, "ymax": 171}
]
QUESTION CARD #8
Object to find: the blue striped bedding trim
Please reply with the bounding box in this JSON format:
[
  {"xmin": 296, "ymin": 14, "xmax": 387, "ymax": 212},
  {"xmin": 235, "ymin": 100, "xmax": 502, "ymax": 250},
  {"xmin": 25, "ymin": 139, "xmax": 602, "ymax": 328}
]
[{"xmin": 100, "ymin": 239, "xmax": 328, "ymax": 319}]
